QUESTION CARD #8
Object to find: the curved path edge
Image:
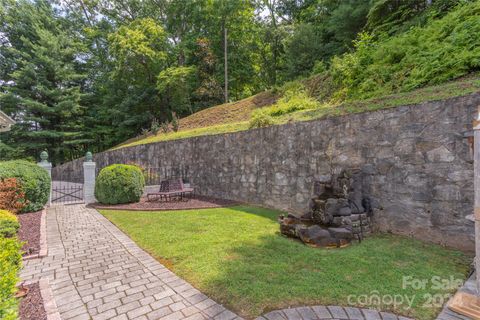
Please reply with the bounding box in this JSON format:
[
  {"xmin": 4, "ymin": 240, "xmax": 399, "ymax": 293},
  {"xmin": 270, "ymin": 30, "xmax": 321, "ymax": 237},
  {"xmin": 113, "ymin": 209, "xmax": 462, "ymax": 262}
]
[{"xmin": 256, "ymin": 305, "xmax": 413, "ymax": 320}]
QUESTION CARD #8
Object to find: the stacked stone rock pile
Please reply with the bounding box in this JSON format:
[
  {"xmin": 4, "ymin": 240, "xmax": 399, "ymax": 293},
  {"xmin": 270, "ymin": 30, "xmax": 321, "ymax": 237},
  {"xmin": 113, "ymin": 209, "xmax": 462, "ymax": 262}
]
[{"xmin": 279, "ymin": 169, "xmax": 374, "ymax": 248}]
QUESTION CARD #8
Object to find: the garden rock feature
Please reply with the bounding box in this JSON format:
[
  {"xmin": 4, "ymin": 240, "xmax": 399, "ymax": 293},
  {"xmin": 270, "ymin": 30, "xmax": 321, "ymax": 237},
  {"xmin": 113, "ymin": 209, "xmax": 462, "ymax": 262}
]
[{"xmin": 279, "ymin": 169, "xmax": 374, "ymax": 248}]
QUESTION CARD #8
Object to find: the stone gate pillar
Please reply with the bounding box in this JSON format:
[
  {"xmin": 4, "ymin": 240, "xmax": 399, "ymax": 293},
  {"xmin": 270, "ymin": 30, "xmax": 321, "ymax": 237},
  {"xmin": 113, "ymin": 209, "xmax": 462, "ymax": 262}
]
[
  {"xmin": 37, "ymin": 151, "xmax": 52, "ymax": 206},
  {"xmin": 83, "ymin": 152, "xmax": 96, "ymax": 204}
]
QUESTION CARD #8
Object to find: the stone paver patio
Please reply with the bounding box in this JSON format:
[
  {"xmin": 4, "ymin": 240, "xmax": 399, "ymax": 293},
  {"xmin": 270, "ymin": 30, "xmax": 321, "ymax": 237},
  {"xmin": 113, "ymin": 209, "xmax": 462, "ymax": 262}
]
[{"xmin": 20, "ymin": 204, "xmax": 461, "ymax": 320}]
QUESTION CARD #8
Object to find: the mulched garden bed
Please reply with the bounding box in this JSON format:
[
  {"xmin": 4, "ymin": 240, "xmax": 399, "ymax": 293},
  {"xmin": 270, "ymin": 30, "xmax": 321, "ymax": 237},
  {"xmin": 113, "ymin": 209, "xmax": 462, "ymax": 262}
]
[
  {"xmin": 91, "ymin": 195, "xmax": 239, "ymax": 211},
  {"xmin": 17, "ymin": 210, "xmax": 42, "ymax": 256},
  {"xmin": 19, "ymin": 283, "xmax": 47, "ymax": 320}
]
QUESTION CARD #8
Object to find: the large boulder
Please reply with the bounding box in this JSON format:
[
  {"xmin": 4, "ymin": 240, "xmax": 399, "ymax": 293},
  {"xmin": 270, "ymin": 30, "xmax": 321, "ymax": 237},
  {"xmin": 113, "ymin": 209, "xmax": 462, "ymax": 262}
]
[
  {"xmin": 297, "ymin": 225, "xmax": 336, "ymax": 247},
  {"xmin": 331, "ymin": 216, "xmax": 352, "ymax": 228},
  {"xmin": 325, "ymin": 198, "xmax": 351, "ymax": 217},
  {"xmin": 279, "ymin": 213, "xmax": 303, "ymax": 238},
  {"xmin": 328, "ymin": 227, "xmax": 353, "ymax": 240}
]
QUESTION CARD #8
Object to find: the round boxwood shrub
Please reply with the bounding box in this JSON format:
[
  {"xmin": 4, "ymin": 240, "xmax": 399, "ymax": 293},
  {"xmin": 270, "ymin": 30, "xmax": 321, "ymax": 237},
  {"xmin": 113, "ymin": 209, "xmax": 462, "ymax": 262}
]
[
  {"xmin": 95, "ymin": 164, "xmax": 145, "ymax": 204},
  {"xmin": 0, "ymin": 160, "xmax": 50, "ymax": 213}
]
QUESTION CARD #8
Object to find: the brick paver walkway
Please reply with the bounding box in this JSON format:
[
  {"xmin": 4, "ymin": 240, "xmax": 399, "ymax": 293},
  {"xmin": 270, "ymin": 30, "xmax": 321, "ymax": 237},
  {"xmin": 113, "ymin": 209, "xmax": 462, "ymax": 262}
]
[{"xmin": 21, "ymin": 205, "xmax": 242, "ymax": 320}]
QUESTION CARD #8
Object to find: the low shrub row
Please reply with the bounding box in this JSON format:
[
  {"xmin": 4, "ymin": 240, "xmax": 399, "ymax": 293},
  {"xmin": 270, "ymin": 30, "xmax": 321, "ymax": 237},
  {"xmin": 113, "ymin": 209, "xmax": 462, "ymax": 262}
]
[
  {"xmin": 0, "ymin": 210, "xmax": 22, "ymax": 320},
  {"xmin": 0, "ymin": 160, "xmax": 50, "ymax": 213}
]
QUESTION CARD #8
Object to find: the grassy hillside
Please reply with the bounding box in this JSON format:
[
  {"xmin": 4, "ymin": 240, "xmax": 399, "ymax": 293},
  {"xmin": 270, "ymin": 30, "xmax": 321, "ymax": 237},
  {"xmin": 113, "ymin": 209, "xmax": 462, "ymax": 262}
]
[
  {"xmin": 115, "ymin": 1, "xmax": 480, "ymax": 150},
  {"xmin": 116, "ymin": 91, "xmax": 278, "ymax": 148},
  {"xmin": 115, "ymin": 75, "xmax": 480, "ymax": 149}
]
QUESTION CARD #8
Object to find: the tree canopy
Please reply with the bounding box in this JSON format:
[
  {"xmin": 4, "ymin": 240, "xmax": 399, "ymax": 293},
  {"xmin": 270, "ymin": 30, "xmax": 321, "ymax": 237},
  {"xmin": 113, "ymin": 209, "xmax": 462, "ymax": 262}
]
[{"xmin": 0, "ymin": 0, "xmax": 473, "ymax": 164}]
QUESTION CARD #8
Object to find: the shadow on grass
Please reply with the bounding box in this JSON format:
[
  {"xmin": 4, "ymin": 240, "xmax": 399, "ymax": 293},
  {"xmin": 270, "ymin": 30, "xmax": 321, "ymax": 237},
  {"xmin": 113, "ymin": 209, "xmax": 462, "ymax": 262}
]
[{"xmin": 226, "ymin": 205, "xmax": 283, "ymax": 222}]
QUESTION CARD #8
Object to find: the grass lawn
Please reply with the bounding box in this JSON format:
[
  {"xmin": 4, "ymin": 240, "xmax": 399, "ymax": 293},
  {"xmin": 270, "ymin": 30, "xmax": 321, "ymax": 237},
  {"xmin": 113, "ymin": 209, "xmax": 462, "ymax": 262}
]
[{"xmin": 100, "ymin": 206, "xmax": 472, "ymax": 320}]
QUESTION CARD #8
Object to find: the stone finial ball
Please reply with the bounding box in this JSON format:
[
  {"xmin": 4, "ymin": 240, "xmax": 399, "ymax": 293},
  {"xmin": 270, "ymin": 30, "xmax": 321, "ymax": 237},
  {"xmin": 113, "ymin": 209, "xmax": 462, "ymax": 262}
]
[
  {"xmin": 40, "ymin": 151, "xmax": 48, "ymax": 162},
  {"xmin": 85, "ymin": 151, "xmax": 93, "ymax": 162}
]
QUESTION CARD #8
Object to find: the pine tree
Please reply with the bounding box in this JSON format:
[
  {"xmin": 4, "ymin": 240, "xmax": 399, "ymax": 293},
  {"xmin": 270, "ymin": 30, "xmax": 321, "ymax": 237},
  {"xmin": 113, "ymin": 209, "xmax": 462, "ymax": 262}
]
[{"xmin": 0, "ymin": 0, "xmax": 88, "ymax": 164}]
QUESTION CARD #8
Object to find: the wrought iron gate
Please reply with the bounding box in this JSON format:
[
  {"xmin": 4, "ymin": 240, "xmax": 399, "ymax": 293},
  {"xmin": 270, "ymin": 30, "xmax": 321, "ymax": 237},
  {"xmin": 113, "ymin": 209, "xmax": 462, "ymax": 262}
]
[{"xmin": 51, "ymin": 167, "xmax": 84, "ymax": 204}]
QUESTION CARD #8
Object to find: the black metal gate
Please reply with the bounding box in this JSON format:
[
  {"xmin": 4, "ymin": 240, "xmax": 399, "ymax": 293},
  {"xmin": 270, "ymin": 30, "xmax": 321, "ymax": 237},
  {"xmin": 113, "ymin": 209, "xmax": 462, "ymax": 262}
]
[{"xmin": 51, "ymin": 167, "xmax": 84, "ymax": 204}]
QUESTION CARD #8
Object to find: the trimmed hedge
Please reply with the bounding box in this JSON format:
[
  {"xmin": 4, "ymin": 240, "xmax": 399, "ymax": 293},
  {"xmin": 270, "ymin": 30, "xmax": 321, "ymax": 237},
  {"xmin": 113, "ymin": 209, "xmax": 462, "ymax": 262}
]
[
  {"xmin": 0, "ymin": 237, "xmax": 21, "ymax": 320},
  {"xmin": 0, "ymin": 160, "xmax": 50, "ymax": 213},
  {"xmin": 0, "ymin": 210, "xmax": 19, "ymax": 238},
  {"xmin": 95, "ymin": 164, "xmax": 145, "ymax": 204}
]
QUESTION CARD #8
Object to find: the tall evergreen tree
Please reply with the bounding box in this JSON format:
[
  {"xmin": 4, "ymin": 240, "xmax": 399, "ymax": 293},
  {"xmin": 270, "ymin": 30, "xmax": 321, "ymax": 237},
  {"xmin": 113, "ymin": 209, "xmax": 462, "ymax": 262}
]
[{"xmin": 0, "ymin": 0, "xmax": 88, "ymax": 164}]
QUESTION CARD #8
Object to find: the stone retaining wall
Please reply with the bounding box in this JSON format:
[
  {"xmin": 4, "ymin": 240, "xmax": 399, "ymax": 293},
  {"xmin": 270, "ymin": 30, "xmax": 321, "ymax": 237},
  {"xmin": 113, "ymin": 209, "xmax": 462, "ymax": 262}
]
[{"xmin": 54, "ymin": 93, "xmax": 480, "ymax": 251}]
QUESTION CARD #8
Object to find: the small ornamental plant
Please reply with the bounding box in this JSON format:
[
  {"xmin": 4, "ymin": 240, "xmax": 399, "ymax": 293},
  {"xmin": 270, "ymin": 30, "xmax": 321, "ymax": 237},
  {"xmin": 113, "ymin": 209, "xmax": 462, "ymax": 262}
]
[
  {"xmin": 0, "ymin": 210, "xmax": 20, "ymax": 238},
  {"xmin": 171, "ymin": 112, "xmax": 179, "ymax": 132},
  {"xmin": 249, "ymin": 111, "xmax": 274, "ymax": 129},
  {"xmin": 0, "ymin": 178, "xmax": 27, "ymax": 214},
  {"xmin": 161, "ymin": 121, "xmax": 169, "ymax": 134}
]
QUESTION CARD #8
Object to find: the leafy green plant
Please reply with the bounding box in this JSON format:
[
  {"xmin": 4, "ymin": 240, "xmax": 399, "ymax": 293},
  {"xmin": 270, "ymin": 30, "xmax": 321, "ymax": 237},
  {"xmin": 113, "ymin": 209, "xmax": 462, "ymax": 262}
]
[
  {"xmin": 272, "ymin": 92, "xmax": 319, "ymax": 116},
  {"xmin": 150, "ymin": 118, "xmax": 160, "ymax": 135},
  {"xmin": 171, "ymin": 112, "xmax": 179, "ymax": 132},
  {"xmin": 157, "ymin": 66, "xmax": 197, "ymax": 115},
  {"xmin": 249, "ymin": 111, "xmax": 275, "ymax": 129},
  {"xmin": 0, "ymin": 160, "xmax": 51, "ymax": 213},
  {"xmin": 0, "ymin": 237, "xmax": 21, "ymax": 320},
  {"xmin": 95, "ymin": 164, "xmax": 145, "ymax": 205},
  {"xmin": 161, "ymin": 122, "xmax": 170, "ymax": 134},
  {"xmin": 312, "ymin": 60, "xmax": 327, "ymax": 75},
  {"xmin": 141, "ymin": 128, "xmax": 150, "ymax": 137},
  {"xmin": 0, "ymin": 210, "xmax": 19, "ymax": 238},
  {"xmin": 254, "ymin": 84, "xmax": 320, "ymax": 118}
]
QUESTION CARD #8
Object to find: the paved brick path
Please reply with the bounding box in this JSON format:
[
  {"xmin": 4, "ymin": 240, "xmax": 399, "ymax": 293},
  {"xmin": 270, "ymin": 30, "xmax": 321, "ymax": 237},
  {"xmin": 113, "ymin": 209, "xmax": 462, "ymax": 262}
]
[{"xmin": 21, "ymin": 205, "xmax": 242, "ymax": 320}]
